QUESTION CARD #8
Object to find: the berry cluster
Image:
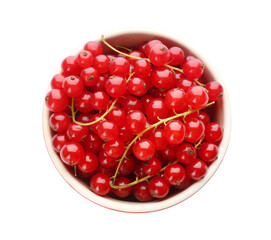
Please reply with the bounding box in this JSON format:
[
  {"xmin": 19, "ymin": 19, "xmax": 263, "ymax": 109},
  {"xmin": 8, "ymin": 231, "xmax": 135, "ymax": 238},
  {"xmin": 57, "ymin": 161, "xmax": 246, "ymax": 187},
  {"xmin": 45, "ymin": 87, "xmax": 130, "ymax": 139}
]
[{"xmin": 45, "ymin": 35, "xmax": 224, "ymax": 202}]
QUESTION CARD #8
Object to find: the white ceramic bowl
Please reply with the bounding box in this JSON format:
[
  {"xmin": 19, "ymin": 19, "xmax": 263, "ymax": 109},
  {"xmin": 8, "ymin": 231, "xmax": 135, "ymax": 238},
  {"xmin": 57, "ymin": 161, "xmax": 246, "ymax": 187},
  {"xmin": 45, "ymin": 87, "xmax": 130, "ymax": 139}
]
[{"xmin": 43, "ymin": 31, "xmax": 231, "ymax": 213}]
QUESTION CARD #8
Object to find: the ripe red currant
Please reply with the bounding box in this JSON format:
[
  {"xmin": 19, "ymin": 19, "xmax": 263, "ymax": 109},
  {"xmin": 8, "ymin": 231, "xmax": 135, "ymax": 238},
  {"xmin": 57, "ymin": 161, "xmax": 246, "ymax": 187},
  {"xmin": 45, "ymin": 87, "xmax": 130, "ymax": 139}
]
[
  {"xmin": 60, "ymin": 142, "xmax": 85, "ymax": 166},
  {"xmin": 109, "ymin": 57, "xmax": 130, "ymax": 77},
  {"xmin": 143, "ymin": 157, "xmax": 161, "ymax": 175},
  {"xmin": 49, "ymin": 112, "xmax": 71, "ymax": 132},
  {"xmin": 205, "ymin": 122, "xmax": 223, "ymax": 143},
  {"xmin": 93, "ymin": 54, "xmax": 110, "ymax": 73},
  {"xmin": 128, "ymin": 77, "xmax": 148, "ymax": 96},
  {"xmin": 76, "ymin": 50, "xmax": 94, "ymax": 69},
  {"xmin": 126, "ymin": 110, "xmax": 146, "ymax": 133},
  {"xmin": 74, "ymin": 91, "xmax": 93, "ymax": 113},
  {"xmin": 112, "ymin": 177, "xmax": 132, "ymax": 198},
  {"xmin": 133, "ymin": 139, "xmax": 155, "ymax": 161},
  {"xmin": 91, "ymin": 91, "xmax": 110, "ymax": 111},
  {"xmin": 67, "ymin": 122, "xmax": 88, "ymax": 142},
  {"xmin": 145, "ymin": 98, "xmax": 170, "ymax": 122},
  {"xmin": 183, "ymin": 58, "xmax": 204, "ymax": 79},
  {"xmin": 176, "ymin": 143, "xmax": 197, "ymax": 164},
  {"xmin": 97, "ymin": 120, "xmax": 119, "ymax": 141},
  {"xmin": 104, "ymin": 138, "xmax": 125, "ymax": 158},
  {"xmin": 90, "ymin": 173, "xmax": 111, "ymax": 196},
  {"xmin": 45, "ymin": 89, "xmax": 68, "ymax": 112},
  {"xmin": 186, "ymin": 159, "xmax": 208, "ymax": 180},
  {"xmin": 149, "ymin": 43, "xmax": 171, "ymax": 66},
  {"xmin": 61, "ymin": 56, "xmax": 81, "ymax": 75},
  {"xmin": 187, "ymin": 86, "xmax": 209, "ymax": 109},
  {"xmin": 185, "ymin": 118, "xmax": 205, "ymax": 143},
  {"xmin": 163, "ymin": 120, "xmax": 186, "ymax": 145},
  {"xmin": 105, "ymin": 75, "xmax": 127, "ymax": 98},
  {"xmin": 164, "ymin": 163, "xmax": 186, "ymax": 185},
  {"xmin": 198, "ymin": 142, "xmax": 219, "ymax": 162},
  {"xmin": 81, "ymin": 132, "xmax": 103, "ymax": 153},
  {"xmin": 52, "ymin": 132, "xmax": 68, "ymax": 152},
  {"xmin": 169, "ymin": 46, "xmax": 185, "ymax": 65},
  {"xmin": 121, "ymin": 96, "xmax": 143, "ymax": 112},
  {"xmin": 51, "ymin": 74, "xmax": 66, "ymax": 89},
  {"xmin": 151, "ymin": 67, "xmax": 176, "ymax": 89},
  {"xmin": 98, "ymin": 149, "xmax": 118, "ymax": 168},
  {"xmin": 149, "ymin": 176, "xmax": 170, "ymax": 198},
  {"xmin": 133, "ymin": 181, "xmax": 153, "ymax": 202},
  {"xmin": 84, "ymin": 41, "xmax": 103, "ymax": 56},
  {"xmin": 147, "ymin": 129, "xmax": 168, "ymax": 150},
  {"xmin": 205, "ymin": 81, "xmax": 224, "ymax": 102},
  {"xmin": 165, "ymin": 88, "xmax": 187, "ymax": 112},
  {"xmin": 134, "ymin": 59, "xmax": 152, "ymax": 78},
  {"xmin": 119, "ymin": 155, "xmax": 136, "ymax": 176},
  {"xmin": 77, "ymin": 152, "xmax": 98, "ymax": 175}
]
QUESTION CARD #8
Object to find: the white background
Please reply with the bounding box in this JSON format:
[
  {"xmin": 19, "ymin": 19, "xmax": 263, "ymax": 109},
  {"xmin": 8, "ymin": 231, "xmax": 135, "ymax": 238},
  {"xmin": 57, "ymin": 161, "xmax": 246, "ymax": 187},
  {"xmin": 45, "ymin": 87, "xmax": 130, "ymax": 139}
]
[{"xmin": 0, "ymin": 0, "xmax": 270, "ymax": 239}]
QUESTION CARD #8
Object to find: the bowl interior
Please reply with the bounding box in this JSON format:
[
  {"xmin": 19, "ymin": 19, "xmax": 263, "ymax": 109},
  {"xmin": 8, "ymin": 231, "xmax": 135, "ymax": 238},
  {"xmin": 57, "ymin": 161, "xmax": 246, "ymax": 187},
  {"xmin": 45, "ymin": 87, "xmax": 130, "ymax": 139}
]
[{"xmin": 43, "ymin": 31, "xmax": 231, "ymax": 213}]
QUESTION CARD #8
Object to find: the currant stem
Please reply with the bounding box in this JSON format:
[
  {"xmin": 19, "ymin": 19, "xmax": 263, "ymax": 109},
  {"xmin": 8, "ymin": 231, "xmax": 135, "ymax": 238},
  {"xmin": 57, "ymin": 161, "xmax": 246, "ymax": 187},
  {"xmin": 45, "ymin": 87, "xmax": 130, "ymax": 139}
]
[
  {"xmin": 194, "ymin": 135, "xmax": 205, "ymax": 149},
  {"xmin": 115, "ymin": 45, "xmax": 132, "ymax": 52},
  {"xmin": 71, "ymin": 97, "xmax": 118, "ymax": 126},
  {"xmin": 111, "ymin": 101, "xmax": 215, "ymax": 183}
]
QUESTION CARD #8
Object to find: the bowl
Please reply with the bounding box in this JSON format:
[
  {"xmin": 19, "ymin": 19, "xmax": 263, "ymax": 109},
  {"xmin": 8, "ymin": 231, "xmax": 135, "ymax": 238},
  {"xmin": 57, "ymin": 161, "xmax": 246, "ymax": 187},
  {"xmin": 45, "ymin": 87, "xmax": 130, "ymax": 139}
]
[{"xmin": 42, "ymin": 30, "xmax": 231, "ymax": 213}]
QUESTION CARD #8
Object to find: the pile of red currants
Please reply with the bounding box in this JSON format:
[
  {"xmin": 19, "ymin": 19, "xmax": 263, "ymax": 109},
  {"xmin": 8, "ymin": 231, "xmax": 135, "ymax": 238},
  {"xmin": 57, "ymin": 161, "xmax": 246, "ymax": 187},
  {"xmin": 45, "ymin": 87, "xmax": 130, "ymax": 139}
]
[{"xmin": 45, "ymin": 36, "xmax": 224, "ymax": 202}]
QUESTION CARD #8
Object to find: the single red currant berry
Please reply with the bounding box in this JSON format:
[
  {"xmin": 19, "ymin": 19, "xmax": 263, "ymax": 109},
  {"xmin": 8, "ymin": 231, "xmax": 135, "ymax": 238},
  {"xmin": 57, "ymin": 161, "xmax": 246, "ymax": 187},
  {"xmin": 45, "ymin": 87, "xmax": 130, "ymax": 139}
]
[
  {"xmin": 119, "ymin": 126, "xmax": 134, "ymax": 145},
  {"xmin": 183, "ymin": 58, "xmax": 204, "ymax": 79},
  {"xmin": 93, "ymin": 165, "xmax": 115, "ymax": 178},
  {"xmin": 134, "ymin": 59, "xmax": 152, "ymax": 78},
  {"xmin": 151, "ymin": 67, "xmax": 176, "ymax": 89},
  {"xmin": 145, "ymin": 98, "xmax": 170, "ymax": 122},
  {"xmin": 90, "ymin": 173, "xmax": 111, "ymax": 196},
  {"xmin": 174, "ymin": 173, "xmax": 192, "ymax": 190},
  {"xmin": 177, "ymin": 78, "xmax": 196, "ymax": 92},
  {"xmin": 187, "ymin": 86, "xmax": 209, "ymax": 109},
  {"xmin": 61, "ymin": 56, "xmax": 82, "ymax": 75},
  {"xmin": 147, "ymin": 129, "xmax": 168, "ymax": 150},
  {"xmin": 186, "ymin": 159, "xmax": 208, "ymax": 180},
  {"xmin": 49, "ymin": 112, "xmax": 70, "ymax": 132},
  {"xmin": 98, "ymin": 149, "xmax": 118, "ymax": 168},
  {"xmin": 97, "ymin": 120, "xmax": 119, "ymax": 141},
  {"xmin": 143, "ymin": 157, "xmax": 161, "ymax": 175},
  {"xmin": 119, "ymin": 155, "xmax": 136, "ymax": 176},
  {"xmin": 52, "ymin": 132, "xmax": 68, "ymax": 152},
  {"xmin": 77, "ymin": 152, "xmax": 98, "ymax": 175},
  {"xmin": 158, "ymin": 144, "xmax": 177, "ymax": 161},
  {"xmin": 149, "ymin": 176, "xmax": 170, "ymax": 198},
  {"xmin": 144, "ymin": 39, "xmax": 162, "ymax": 56},
  {"xmin": 76, "ymin": 113, "xmax": 93, "ymax": 125},
  {"xmin": 127, "ymin": 50, "xmax": 146, "ymax": 65},
  {"xmin": 198, "ymin": 110, "xmax": 211, "ymax": 125},
  {"xmin": 125, "ymin": 110, "xmax": 146, "ymax": 133},
  {"xmin": 133, "ymin": 181, "xmax": 153, "ymax": 202},
  {"xmin": 109, "ymin": 57, "xmax": 130, "ymax": 77},
  {"xmin": 164, "ymin": 163, "xmax": 186, "ymax": 185},
  {"xmin": 185, "ymin": 118, "xmax": 205, "ymax": 143},
  {"xmin": 133, "ymin": 139, "xmax": 155, "ymax": 161},
  {"xmin": 205, "ymin": 81, "xmax": 224, "ymax": 102},
  {"xmin": 84, "ymin": 41, "xmax": 103, "ymax": 56},
  {"xmin": 105, "ymin": 75, "xmax": 127, "ymax": 98},
  {"xmin": 91, "ymin": 91, "xmax": 110, "ymax": 111},
  {"xmin": 121, "ymin": 96, "xmax": 143, "ymax": 112},
  {"xmin": 93, "ymin": 54, "xmax": 110, "ymax": 73},
  {"xmin": 127, "ymin": 77, "xmax": 148, "ymax": 96},
  {"xmin": 60, "ymin": 142, "xmax": 84, "ymax": 165},
  {"xmin": 149, "ymin": 43, "xmax": 171, "ymax": 66},
  {"xmin": 180, "ymin": 56, "xmax": 196, "ymax": 69},
  {"xmin": 134, "ymin": 162, "xmax": 147, "ymax": 179},
  {"xmin": 80, "ymin": 67, "xmax": 99, "ymax": 86},
  {"xmin": 199, "ymin": 142, "xmax": 219, "ymax": 162},
  {"xmin": 205, "ymin": 122, "xmax": 223, "ymax": 143},
  {"xmin": 108, "ymin": 108, "xmax": 126, "ymax": 127},
  {"xmin": 74, "ymin": 91, "xmax": 93, "ymax": 113},
  {"xmin": 169, "ymin": 46, "xmax": 185, "ymax": 65},
  {"xmin": 51, "ymin": 74, "xmax": 66, "ymax": 89},
  {"xmin": 165, "ymin": 88, "xmax": 187, "ymax": 112},
  {"xmin": 104, "ymin": 138, "xmax": 125, "ymax": 158},
  {"xmin": 76, "ymin": 50, "xmax": 94, "ymax": 69},
  {"xmin": 163, "ymin": 120, "xmax": 186, "ymax": 145},
  {"xmin": 176, "ymin": 143, "xmax": 196, "ymax": 164},
  {"xmin": 112, "ymin": 177, "xmax": 133, "ymax": 198},
  {"xmin": 62, "ymin": 76, "xmax": 84, "ymax": 97},
  {"xmin": 141, "ymin": 94, "xmax": 153, "ymax": 112},
  {"xmin": 89, "ymin": 113, "xmax": 105, "ymax": 134},
  {"xmin": 81, "ymin": 132, "xmax": 103, "ymax": 153},
  {"xmin": 45, "ymin": 89, "xmax": 68, "ymax": 112},
  {"xmin": 67, "ymin": 122, "xmax": 88, "ymax": 142},
  {"xmin": 90, "ymin": 73, "xmax": 109, "ymax": 92}
]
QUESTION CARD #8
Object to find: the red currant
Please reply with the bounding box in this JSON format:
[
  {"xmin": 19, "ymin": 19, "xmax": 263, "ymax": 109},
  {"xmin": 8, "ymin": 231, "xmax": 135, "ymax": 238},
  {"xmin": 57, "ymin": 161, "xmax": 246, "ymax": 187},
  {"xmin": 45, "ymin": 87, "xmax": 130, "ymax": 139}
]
[
  {"xmin": 185, "ymin": 118, "xmax": 205, "ymax": 143},
  {"xmin": 158, "ymin": 144, "xmax": 176, "ymax": 161},
  {"xmin": 174, "ymin": 173, "xmax": 192, "ymax": 190},
  {"xmin": 205, "ymin": 81, "xmax": 224, "ymax": 102},
  {"xmin": 90, "ymin": 173, "xmax": 111, "ymax": 196},
  {"xmin": 112, "ymin": 177, "xmax": 132, "ymax": 198},
  {"xmin": 77, "ymin": 152, "xmax": 98, "ymax": 175},
  {"xmin": 97, "ymin": 120, "xmax": 119, "ymax": 141},
  {"xmin": 198, "ymin": 110, "xmax": 211, "ymax": 125},
  {"xmin": 144, "ymin": 39, "xmax": 162, "ymax": 56},
  {"xmin": 133, "ymin": 139, "xmax": 155, "ymax": 161},
  {"xmin": 51, "ymin": 74, "xmax": 66, "ymax": 89},
  {"xmin": 91, "ymin": 91, "xmax": 110, "ymax": 111},
  {"xmin": 105, "ymin": 75, "xmax": 127, "ymax": 98},
  {"xmin": 84, "ymin": 41, "xmax": 103, "ymax": 56},
  {"xmin": 186, "ymin": 159, "xmax": 208, "ymax": 180},
  {"xmin": 61, "ymin": 56, "xmax": 81, "ymax": 76},
  {"xmin": 52, "ymin": 132, "xmax": 68, "ymax": 152},
  {"xmin": 49, "ymin": 112, "xmax": 71, "ymax": 132},
  {"xmin": 169, "ymin": 46, "xmax": 184, "ymax": 65},
  {"xmin": 133, "ymin": 181, "xmax": 153, "ymax": 202},
  {"xmin": 98, "ymin": 149, "xmax": 118, "ymax": 168},
  {"xmin": 165, "ymin": 88, "xmax": 187, "ymax": 112},
  {"xmin": 128, "ymin": 77, "xmax": 148, "ymax": 96},
  {"xmin": 109, "ymin": 57, "xmax": 130, "ymax": 77},
  {"xmin": 76, "ymin": 50, "xmax": 94, "ymax": 69},
  {"xmin": 151, "ymin": 67, "xmax": 176, "ymax": 89},
  {"xmin": 74, "ymin": 91, "xmax": 93, "ymax": 113},
  {"xmin": 187, "ymin": 86, "xmax": 209, "ymax": 109},
  {"xmin": 134, "ymin": 59, "xmax": 152, "ymax": 78},
  {"xmin": 80, "ymin": 67, "xmax": 99, "ymax": 86},
  {"xmin": 60, "ymin": 142, "xmax": 84, "ymax": 165},
  {"xmin": 145, "ymin": 98, "xmax": 170, "ymax": 122},
  {"xmin": 93, "ymin": 54, "xmax": 110, "ymax": 73},
  {"xmin": 67, "ymin": 122, "xmax": 88, "ymax": 142},
  {"xmin": 147, "ymin": 129, "xmax": 168, "ymax": 150},
  {"xmin": 143, "ymin": 157, "xmax": 161, "ymax": 175},
  {"xmin": 81, "ymin": 132, "xmax": 103, "ymax": 153},
  {"xmin": 163, "ymin": 120, "xmax": 186, "ymax": 145},
  {"xmin": 104, "ymin": 138, "xmax": 125, "ymax": 158},
  {"xmin": 149, "ymin": 43, "xmax": 171, "ymax": 66},
  {"xmin": 205, "ymin": 122, "xmax": 223, "ymax": 143},
  {"xmin": 176, "ymin": 143, "xmax": 196, "ymax": 164},
  {"xmin": 119, "ymin": 155, "xmax": 136, "ymax": 176},
  {"xmin": 121, "ymin": 96, "xmax": 143, "ymax": 112},
  {"xmin": 164, "ymin": 163, "xmax": 186, "ymax": 185},
  {"xmin": 108, "ymin": 107, "xmax": 126, "ymax": 127},
  {"xmin": 126, "ymin": 110, "xmax": 146, "ymax": 133},
  {"xmin": 183, "ymin": 58, "xmax": 204, "ymax": 79},
  {"xmin": 149, "ymin": 176, "xmax": 170, "ymax": 198},
  {"xmin": 199, "ymin": 142, "xmax": 219, "ymax": 162},
  {"xmin": 45, "ymin": 89, "xmax": 68, "ymax": 112},
  {"xmin": 127, "ymin": 50, "xmax": 146, "ymax": 65}
]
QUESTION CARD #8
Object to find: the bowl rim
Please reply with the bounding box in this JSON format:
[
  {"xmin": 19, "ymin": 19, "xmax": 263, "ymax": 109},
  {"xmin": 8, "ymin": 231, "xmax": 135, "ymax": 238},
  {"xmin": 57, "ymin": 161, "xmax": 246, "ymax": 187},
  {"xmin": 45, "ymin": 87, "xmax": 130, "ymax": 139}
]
[{"xmin": 42, "ymin": 30, "xmax": 232, "ymax": 213}]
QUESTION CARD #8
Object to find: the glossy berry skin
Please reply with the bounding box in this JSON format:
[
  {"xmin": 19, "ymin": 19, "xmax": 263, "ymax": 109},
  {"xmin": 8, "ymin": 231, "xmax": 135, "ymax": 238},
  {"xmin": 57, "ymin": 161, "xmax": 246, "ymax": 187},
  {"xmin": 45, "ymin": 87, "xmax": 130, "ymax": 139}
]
[
  {"xmin": 51, "ymin": 74, "xmax": 66, "ymax": 89},
  {"xmin": 199, "ymin": 142, "xmax": 219, "ymax": 162},
  {"xmin": 126, "ymin": 110, "xmax": 146, "ymax": 133},
  {"xmin": 49, "ymin": 112, "xmax": 70, "ymax": 132},
  {"xmin": 76, "ymin": 50, "xmax": 94, "ymax": 69},
  {"xmin": 105, "ymin": 76, "xmax": 127, "ymax": 98},
  {"xmin": 109, "ymin": 57, "xmax": 130, "ymax": 77},
  {"xmin": 45, "ymin": 89, "xmax": 68, "ymax": 112},
  {"xmin": 98, "ymin": 150, "xmax": 118, "ymax": 168},
  {"xmin": 127, "ymin": 50, "xmax": 146, "ymax": 65},
  {"xmin": 91, "ymin": 91, "xmax": 110, "ymax": 111},
  {"xmin": 165, "ymin": 88, "xmax": 187, "ymax": 112},
  {"xmin": 147, "ymin": 129, "xmax": 168, "ymax": 150},
  {"xmin": 104, "ymin": 138, "xmax": 125, "ymax": 158},
  {"xmin": 187, "ymin": 86, "xmax": 209, "ymax": 109},
  {"xmin": 177, "ymin": 78, "xmax": 196, "ymax": 92},
  {"xmin": 76, "ymin": 113, "xmax": 92, "ymax": 124},
  {"xmin": 84, "ymin": 41, "xmax": 103, "ymax": 56},
  {"xmin": 163, "ymin": 120, "xmax": 186, "ymax": 145},
  {"xmin": 112, "ymin": 177, "xmax": 132, "ymax": 198},
  {"xmin": 121, "ymin": 96, "xmax": 143, "ymax": 112},
  {"xmin": 185, "ymin": 118, "xmax": 205, "ymax": 143},
  {"xmin": 134, "ymin": 162, "xmax": 147, "ymax": 179},
  {"xmin": 169, "ymin": 46, "xmax": 185, "ymax": 65},
  {"xmin": 149, "ymin": 43, "xmax": 171, "ymax": 66},
  {"xmin": 90, "ymin": 173, "xmax": 111, "ymax": 196},
  {"xmin": 61, "ymin": 56, "xmax": 81, "ymax": 76},
  {"xmin": 67, "ymin": 123, "xmax": 88, "ymax": 142},
  {"xmin": 134, "ymin": 59, "xmax": 152, "ymax": 78},
  {"xmin": 62, "ymin": 76, "xmax": 84, "ymax": 97},
  {"xmin": 133, "ymin": 139, "xmax": 155, "ymax": 161},
  {"xmin": 176, "ymin": 143, "xmax": 196, "ymax": 164},
  {"xmin": 144, "ymin": 39, "xmax": 162, "ymax": 57},
  {"xmin": 52, "ymin": 132, "xmax": 68, "ymax": 152},
  {"xmin": 198, "ymin": 111, "xmax": 211, "ymax": 125},
  {"xmin": 81, "ymin": 132, "xmax": 103, "ymax": 153},
  {"xmin": 145, "ymin": 98, "xmax": 170, "ymax": 122},
  {"xmin": 80, "ymin": 67, "xmax": 99, "ymax": 86},
  {"xmin": 74, "ymin": 91, "xmax": 93, "ymax": 113},
  {"xmin": 60, "ymin": 142, "xmax": 84, "ymax": 166},
  {"xmin": 205, "ymin": 122, "xmax": 223, "ymax": 143},
  {"xmin": 164, "ymin": 164, "xmax": 186, "ymax": 185},
  {"xmin": 97, "ymin": 120, "xmax": 119, "ymax": 142},
  {"xmin": 149, "ymin": 176, "xmax": 170, "ymax": 198},
  {"xmin": 128, "ymin": 77, "xmax": 148, "ymax": 96},
  {"xmin": 119, "ymin": 126, "xmax": 134, "ymax": 145},
  {"xmin": 93, "ymin": 54, "xmax": 109, "ymax": 73},
  {"xmin": 143, "ymin": 157, "xmax": 161, "ymax": 175},
  {"xmin": 119, "ymin": 156, "xmax": 136, "ymax": 176},
  {"xmin": 205, "ymin": 81, "xmax": 224, "ymax": 102},
  {"xmin": 174, "ymin": 173, "xmax": 192, "ymax": 190},
  {"xmin": 159, "ymin": 144, "xmax": 177, "ymax": 161},
  {"xmin": 78, "ymin": 152, "xmax": 98, "ymax": 174},
  {"xmin": 108, "ymin": 108, "xmax": 126, "ymax": 127},
  {"xmin": 90, "ymin": 74, "xmax": 108, "ymax": 92},
  {"xmin": 151, "ymin": 67, "xmax": 176, "ymax": 89},
  {"xmin": 133, "ymin": 181, "xmax": 153, "ymax": 202},
  {"xmin": 186, "ymin": 159, "xmax": 208, "ymax": 180},
  {"xmin": 183, "ymin": 58, "xmax": 204, "ymax": 79}
]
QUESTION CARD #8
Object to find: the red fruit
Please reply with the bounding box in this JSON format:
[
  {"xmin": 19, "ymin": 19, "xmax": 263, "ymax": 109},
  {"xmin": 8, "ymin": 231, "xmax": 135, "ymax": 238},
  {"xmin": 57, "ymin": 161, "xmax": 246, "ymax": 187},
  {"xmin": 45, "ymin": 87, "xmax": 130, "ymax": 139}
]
[
  {"xmin": 45, "ymin": 89, "xmax": 68, "ymax": 112},
  {"xmin": 163, "ymin": 120, "xmax": 186, "ymax": 145},
  {"xmin": 49, "ymin": 112, "xmax": 71, "ymax": 132},
  {"xmin": 143, "ymin": 157, "xmax": 161, "ymax": 175},
  {"xmin": 169, "ymin": 46, "xmax": 185, "ymax": 65},
  {"xmin": 126, "ymin": 110, "xmax": 146, "ymax": 133},
  {"xmin": 108, "ymin": 107, "xmax": 126, "ymax": 127},
  {"xmin": 112, "ymin": 177, "xmax": 132, "ymax": 198},
  {"xmin": 52, "ymin": 132, "xmax": 68, "ymax": 153},
  {"xmin": 62, "ymin": 76, "xmax": 84, "ymax": 97},
  {"xmin": 67, "ymin": 122, "xmax": 88, "ymax": 142},
  {"xmin": 185, "ymin": 118, "xmax": 205, "ymax": 143},
  {"xmin": 76, "ymin": 50, "xmax": 94, "ymax": 69},
  {"xmin": 145, "ymin": 98, "xmax": 170, "ymax": 122},
  {"xmin": 61, "ymin": 56, "xmax": 81, "ymax": 75},
  {"xmin": 81, "ymin": 132, "xmax": 103, "ymax": 153},
  {"xmin": 159, "ymin": 144, "xmax": 177, "ymax": 161},
  {"xmin": 104, "ymin": 138, "xmax": 125, "ymax": 158},
  {"xmin": 78, "ymin": 152, "xmax": 98, "ymax": 174},
  {"xmin": 198, "ymin": 111, "xmax": 211, "ymax": 125},
  {"xmin": 93, "ymin": 54, "xmax": 110, "ymax": 73},
  {"xmin": 134, "ymin": 59, "xmax": 152, "ymax": 78},
  {"xmin": 109, "ymin": 57, "xmax": 130, "ymax": 77},
  {"xmin": 183, "ymin": 58, "xmax": 204, "ymax": 79},
  {"xmin": 187, "ymin": 86, "xmax": 209, "ymax": 109},
  {"xmin": 105, "ymin": 76, "xmax": 127, "ymax": 98},
  {"xmin": 149, "ymin": 176, "xmax": 170, "ymax": 198},
  {"xmin": 147, "ymin": 129, "xmax": 168, "ymax": 150},
  {"xmin": 174, "ymin": 173, "xmax": 192, "ymax": 190},
  {"xmin": 151, "ymin": 67, "xmax": 176, "ymax": 89},
  {"xmin": 90, "ymin": 173, "xmax": 111, "ymax": 196},
  {"xmin": 164, "ymin": 163, "xmax": 186, "ymax": 185},
  {"xmin": 98, "ymin": 150, "xmax": 118, "ymax": 168},
  {"xmin": 97, "ymin": 120, "xmax": 119, "ymax": 141},
  {"xmin": 80, "ymin": 67, "xmax": 99, "ymax": 86},
  {"xmin": 128, "ymin": 77, "xmax": 148, "ymax": 96},
  {"xmin": 133, "ymin": 139, "xmax": 155, "ymax": 161},
  {"xmin": 186, "ymin": 159, "xmax": 208, "ymax": 180},
  {"xmin": 74, "ymin": 91, "xmax": 93, "ymax": 113},
  {"xmin": 119, "ymin": 156, "xmax": 136, "ymax": 176},
  {"xmin": 198, "ymin": 142, "xmax": 219, "ymax": 162},
  {"xmin": 51, "ymin": 74, "xmax": 66, "ymax": 89},
  {"xmin": 133, "ymin": 181, "xmax": 153, "ymax": 202},
  {"xmin": 165, "ymin": 88, "xmax": 187, "ymax": 112},
  {"xmin": 60, "ymin": 142, "xmax": 84, "ymax": 166},
  {"xmin": 176, "ymin": 143, "xmax": 196, "ymax": 164},
  {"xmin": 84, "ymin": 41, "xmax": 103, "ymax": 56},
  {"xmin": 127, "ymin": 50, "xmax": 146, "ymax": 65},
  {"xmin": 149, "ymin": 43, "xmax": 171, "ymax": 66},
  {"xmin": 91, "ymin": 91, "xmax": 110, "ymax": 111},
  {"xmin": 205, "ymin": 122, "xmax": 223, "ymax": 143},
  {"xmin": 205, "ymin": 81, "xmax": 224, "ymax": 102},
  {"xmin": 177, "ymin": 78, "xmax": 196, "ymax": 92}
]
